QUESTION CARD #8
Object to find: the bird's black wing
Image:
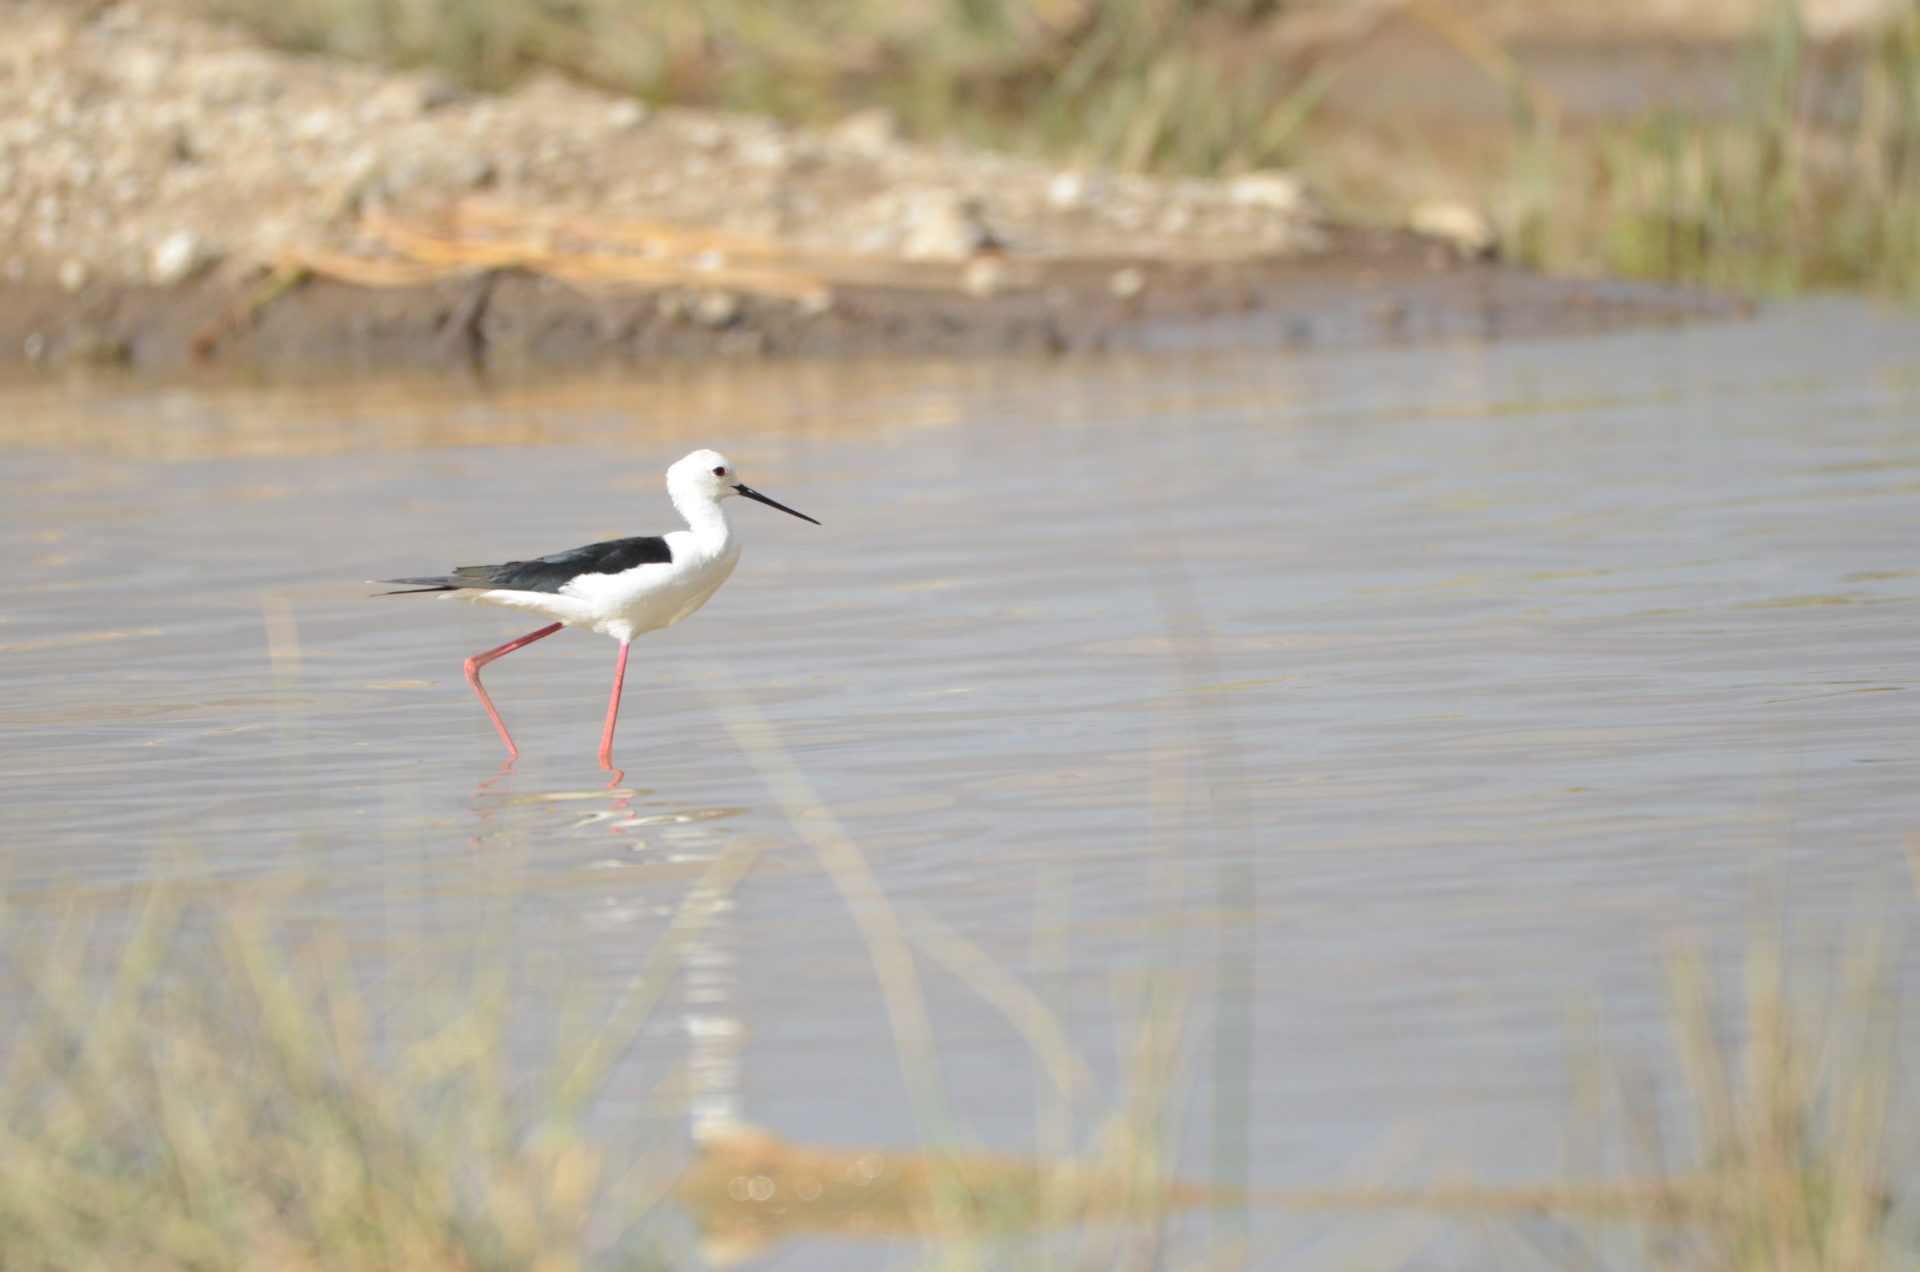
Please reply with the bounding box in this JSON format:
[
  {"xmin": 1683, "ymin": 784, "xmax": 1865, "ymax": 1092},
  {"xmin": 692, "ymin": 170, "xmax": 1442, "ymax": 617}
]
[{"xmin": 379, "ymin": 535, "xmax": 674, "ymax": 595}]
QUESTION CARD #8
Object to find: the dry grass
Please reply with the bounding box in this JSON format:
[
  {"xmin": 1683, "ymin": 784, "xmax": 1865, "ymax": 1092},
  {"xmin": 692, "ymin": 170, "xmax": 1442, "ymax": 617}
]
[
  {"xmin": 1633, "ymin": 933, "xmax": 1904, "ymax": 1272},
  {"xmin": 189, "ymin": 0, "xmax": 1333, "ymax": 177},
  {"xmin": 0, "ymin": 847, "xmax": 756, "ymax": 1272}
]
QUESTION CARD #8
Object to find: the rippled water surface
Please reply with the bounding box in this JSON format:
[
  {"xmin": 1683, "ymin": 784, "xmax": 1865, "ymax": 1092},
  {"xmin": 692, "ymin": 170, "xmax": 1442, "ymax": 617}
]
[{"xmin": 4, "ymin": 301, "xmax": 1918, "ymax": 1265}]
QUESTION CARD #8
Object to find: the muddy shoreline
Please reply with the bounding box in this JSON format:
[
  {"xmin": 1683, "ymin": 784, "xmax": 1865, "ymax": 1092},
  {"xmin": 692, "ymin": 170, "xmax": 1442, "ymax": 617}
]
[
  {"xmin": 0, "ymin": 229, "xmax": 1748, "ymax": 374},
  {"xmin": 0, "ymin": 3, "xmax": 1752, "ymax": 376}
]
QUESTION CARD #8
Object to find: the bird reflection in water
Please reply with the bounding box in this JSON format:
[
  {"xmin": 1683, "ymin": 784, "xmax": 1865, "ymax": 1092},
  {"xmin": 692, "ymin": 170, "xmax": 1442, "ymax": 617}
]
[{"xmin": 463, "ymin": 765, "xmax": 746, "ymax": 854}]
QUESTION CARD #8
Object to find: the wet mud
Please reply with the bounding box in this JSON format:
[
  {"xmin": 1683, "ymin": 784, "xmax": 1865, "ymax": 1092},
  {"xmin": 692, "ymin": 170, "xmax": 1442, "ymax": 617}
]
[{"xmin": 0, "ymin": 229, "xmax": 1748, "ymax": 374}]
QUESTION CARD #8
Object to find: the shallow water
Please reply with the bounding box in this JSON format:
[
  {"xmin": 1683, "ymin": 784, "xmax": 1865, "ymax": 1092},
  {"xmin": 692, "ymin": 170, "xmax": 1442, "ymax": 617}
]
[{"xmin": 4, "ymin": 301, "xmax": 1919, "ymax": 1265}]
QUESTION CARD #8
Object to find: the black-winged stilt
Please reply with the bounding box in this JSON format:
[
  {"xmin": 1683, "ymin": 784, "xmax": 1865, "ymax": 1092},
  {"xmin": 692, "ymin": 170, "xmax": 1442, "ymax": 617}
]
[{"xmin": 379, "ymin": 449, "xmax": 818, "ymax": 766}]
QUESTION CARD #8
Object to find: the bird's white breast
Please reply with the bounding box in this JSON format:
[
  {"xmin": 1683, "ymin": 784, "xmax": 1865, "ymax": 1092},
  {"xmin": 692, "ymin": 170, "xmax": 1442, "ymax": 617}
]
[{"xmin": 560, "ymin": 530, "xmax": 740, "ymax": 641}]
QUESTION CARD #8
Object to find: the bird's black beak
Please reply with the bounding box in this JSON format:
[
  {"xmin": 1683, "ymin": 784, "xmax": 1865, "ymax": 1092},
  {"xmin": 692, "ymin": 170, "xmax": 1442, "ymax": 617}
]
[{"xmin": 734, "ymin": 483, "xmax": 820, "ymax": 525}]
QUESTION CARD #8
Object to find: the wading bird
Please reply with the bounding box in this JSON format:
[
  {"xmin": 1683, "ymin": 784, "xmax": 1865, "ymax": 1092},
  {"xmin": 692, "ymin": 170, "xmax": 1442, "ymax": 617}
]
[{"xmin": 379, "ymin": 449, "xmax": 818, "ymax": 766}]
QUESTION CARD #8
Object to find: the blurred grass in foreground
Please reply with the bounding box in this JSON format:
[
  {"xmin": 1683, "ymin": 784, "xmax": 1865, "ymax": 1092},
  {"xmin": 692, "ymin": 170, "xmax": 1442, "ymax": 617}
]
[
  {"xmin": 1, "ymin": 879, "xmax": 1910, "ymax": 1269},
  {"xmin": 0, "ymin": 855, "xmax": 755, "ymax": 1272},
  {"xmin": 185, "ymin": 0, "xmax": 1920, "ymax": 299}
]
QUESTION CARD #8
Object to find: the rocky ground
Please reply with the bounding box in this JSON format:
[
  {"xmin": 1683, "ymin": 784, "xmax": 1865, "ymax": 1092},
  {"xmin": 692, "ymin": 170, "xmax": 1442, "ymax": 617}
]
[{"xmin": 0, "ymin": 1, "xmax": 1743, "ymax": 372}]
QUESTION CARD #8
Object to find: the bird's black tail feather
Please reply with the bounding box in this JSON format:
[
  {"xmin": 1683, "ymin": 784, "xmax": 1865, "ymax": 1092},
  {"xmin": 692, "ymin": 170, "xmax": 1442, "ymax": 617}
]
[{"xmin": 372, "ymin": 577, "xmax": 463, "ymax": 595}]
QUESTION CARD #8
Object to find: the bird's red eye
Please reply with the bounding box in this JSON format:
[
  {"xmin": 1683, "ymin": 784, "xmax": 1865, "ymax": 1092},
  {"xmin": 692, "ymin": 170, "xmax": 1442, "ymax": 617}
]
[{"xmin": 712, "ymin": 466, "xmax": 727, "ymax": 477}]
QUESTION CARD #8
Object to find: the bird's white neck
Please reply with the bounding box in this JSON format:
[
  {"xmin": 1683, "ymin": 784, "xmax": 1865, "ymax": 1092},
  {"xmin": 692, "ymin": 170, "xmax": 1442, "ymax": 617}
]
[{"xmin": 672, "ymin": 488, "xmax": 734, "ymax": 549}]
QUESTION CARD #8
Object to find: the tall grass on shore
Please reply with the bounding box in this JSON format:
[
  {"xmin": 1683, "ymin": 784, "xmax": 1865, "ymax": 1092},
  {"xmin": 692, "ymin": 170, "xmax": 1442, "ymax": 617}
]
[
  {"xmin": 196, "ymin": 0, "xmax": 1330, "ymax": 177},
  {"xmin": 1488, "ymin": 2, "xmax": 1920, "ymax": 299}
]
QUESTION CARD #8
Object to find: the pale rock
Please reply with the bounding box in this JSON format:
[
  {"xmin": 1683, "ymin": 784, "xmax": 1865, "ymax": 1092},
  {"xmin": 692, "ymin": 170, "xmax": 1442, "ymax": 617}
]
[
  {"xmin": 607, "ymin": 99, "xmax": 649, "ymax": 130},
  {"xmin": 962, "ymin": 257, "xmax": 1007, "ymax": 297},
  {"xmin": 1227, "ymin": 170, "xmax": 1311, "ymax": 216},
  {"xmin": 369, "ymin": 73, "xmax": 462, "ymax": 118},
  {"xmin": 1408, "ymin": 198, "xmax": 1495, "ymax": 258},
  {"xmin": 118, "ymin": 48, "xmax": 167, "ymax": 93},
  {"xmin": 692, "ymin": 289, "xmax": 740, "ymax": 327},
  {"xmin": 291, "ymin": 108, "xmax": 337, "ymax": 142},
  {"xmin": 1108, "ymin": 266, "xmax": 1146, "ymax": 298},
  {"xmin": 831, "ymin": 107, "xmax": 901, "ymax": 156},
  {"xmin": 1046, "ymin": 171, "xmax": 1089, "ymax": 211},
  {"xmin": 737, "ymin": 132, "xmax": 790, "ymax": 169},
  {"xmin": 902, "ymin": 191, "xmax": 994, "ymax": 262},
  {"xmin": 679, "ymin": 117, "xmax": 726, "ymax": 152},
  {"xmin": 149, "ymin": 230, "xmax": 216, "ymax": 285}
]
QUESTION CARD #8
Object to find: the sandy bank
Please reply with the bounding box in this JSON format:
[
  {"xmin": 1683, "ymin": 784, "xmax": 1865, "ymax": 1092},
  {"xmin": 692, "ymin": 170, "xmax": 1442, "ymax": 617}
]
[{"xmin": 0, "ymin": 2, "xmax": 1743, "ymax": 373}]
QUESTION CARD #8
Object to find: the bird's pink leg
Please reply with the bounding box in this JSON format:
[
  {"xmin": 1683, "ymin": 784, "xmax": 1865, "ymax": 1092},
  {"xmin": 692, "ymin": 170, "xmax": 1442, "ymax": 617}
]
[
  {"xmin": 598, "ymin": 640, "xmax": 631, "ymax": 769},
  {"xmin": 464, "ymin": 622, "xmax": 563, "ymax": 759}
]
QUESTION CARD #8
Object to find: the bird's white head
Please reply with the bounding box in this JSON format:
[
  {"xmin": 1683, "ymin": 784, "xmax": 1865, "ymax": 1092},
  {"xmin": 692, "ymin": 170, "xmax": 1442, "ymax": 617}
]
[
  {"xmin": 666, "ymin": 449, "xmax": 820, "ymax": 524},
  {"xmin": 669, "ymin": 449, "xmax": 742, "ymax": 502}
]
